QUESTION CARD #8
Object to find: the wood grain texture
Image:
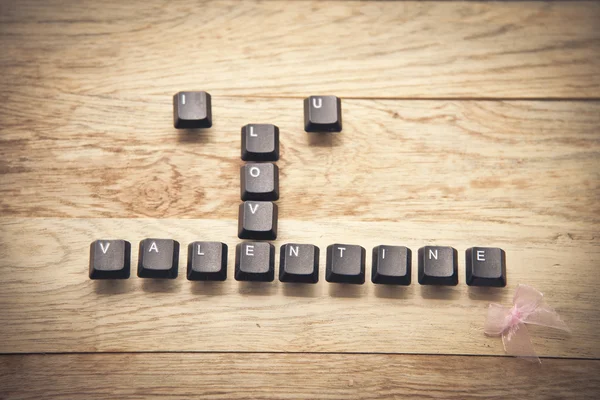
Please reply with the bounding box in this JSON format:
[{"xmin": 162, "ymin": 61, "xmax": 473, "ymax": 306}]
[
  {"xmin": 1, "ymin": 1, "xmax": 599, "ymax": 99},
  {"xmin": 1, "ymin": 1, "xmax": 600, "ymax": 396},
  {"xmin": 1, "ymin": 98, "xmax": 599, "ymax": 223},
  {"xmin": 1, "ymin": 353, "xmax": 599, "ymax": 400},
  {"xmin": 0, "ymin": 217, "xmax": 597, "ymax": 356}
]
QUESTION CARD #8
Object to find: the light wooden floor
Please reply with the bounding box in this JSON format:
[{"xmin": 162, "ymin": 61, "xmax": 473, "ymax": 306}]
[{"xmin": 1, "ymin": 0, "xmax": 599, "ymax": 398}]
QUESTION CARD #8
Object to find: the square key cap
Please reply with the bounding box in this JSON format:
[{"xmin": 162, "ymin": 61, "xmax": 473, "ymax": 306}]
[
  {"xmin": 466, "ymin": 247, "xmax": 506, "ymax": 287},
  {"xmin": 371, "ymin": 245, "xmax": 411, "ymax": 285},
  {"xmin": 238, "ymin": 201, "xmax": 278, "ymax": 240},
  {"xmin": 304, "ymin": 95, "xmax": 342, "ymax": 132},
  {"xmin": 187, "ymin": 242, "xmax": 228, "ymax": 281},
  {"xmin": 279, "ymin": 244, "xmax": 319, "ymax": 283},
  {"xmin": 138, "ymin": 239, "xmax": 179, "ymax": 279},
  {"xmin": 235, "ymin": 242, "xmax": 275, "ymax": 282},
  {"xmin": 241, "ymin": 163, "xmax": 279, "ymax": 201},
  {"xmin": 173, "ymin": 91, "xmax": 212, "ymax": 129},
  {"xmin": 89, "ymin": 240, "xmax": 131, "ymax": 279},
  {"xmin": 241, "ymin": 124, "xmax": 279, "ymax": 161},
  {"xmin": 418, "ymin": 246, "xmax": 458, "ymax": 286},
  {"xmin": 326, "ymin": 244, "xmax": 365, "ymax": 284}
]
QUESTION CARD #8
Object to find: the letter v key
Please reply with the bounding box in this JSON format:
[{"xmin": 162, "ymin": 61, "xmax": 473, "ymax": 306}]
[{"xmin": 238, "ymin": 201, "xmax": 278, "ymax": 240}]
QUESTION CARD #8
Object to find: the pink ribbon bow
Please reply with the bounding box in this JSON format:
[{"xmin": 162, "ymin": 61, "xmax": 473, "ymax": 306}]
[{"xmin": 484, "ymin": 284, "xmax": 570, "ymax": 363}]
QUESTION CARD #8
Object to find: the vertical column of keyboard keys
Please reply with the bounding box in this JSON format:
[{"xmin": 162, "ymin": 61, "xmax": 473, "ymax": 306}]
[{"xmin": 238, "ymin": 124, "xmax": 279, "ymax": 240}]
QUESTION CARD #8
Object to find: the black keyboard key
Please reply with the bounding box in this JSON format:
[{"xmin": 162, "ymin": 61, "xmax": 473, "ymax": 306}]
[
  {"xmin": 89, "ymin": 240, "xmax": 131, "ymax": 279},
  {"xmin": 187, "ymin": 242, "xmax": 228, "ymax": 281},
  {"xmin": 173, "ymin": 91, "xmax": 212, "ymax": 129},
  {"xmin": 325, "ymin": 244, "xmax": 365, "ymax": 284},
  {"xmin": 371, "ymin": 245, "xmax": 411, "ymax": 285},
  {"xmin": 304, "ymin": 95, "xmax": 342, "ymax": 132},
  {"xmin": 240, "ymin": 163, "xmax": 279, "ymax": 201},
  {"xmin": 418, "ymin": 246, "xmax": 458, "ymax": 286},
  {"xmin": 235, "ymin": 242, "xmax": 275, "ymax": 282},
  {"xmin": 466, "ymin": 247, "xmax": 506, "ymax": 287},
  {"xmin": 279, "ymin": 244, "xmax": 319, "ymax": 283},
  {"xmin": 241, "ymin": 124, "xmax": 279, "ymax": 161},
  {"xmin": 238, "ymin": 201, "xmax": 278, "ymax": 240},
  {"xmin": 138, "ymin": 239, "xmax": 179, "ymax": 279}
]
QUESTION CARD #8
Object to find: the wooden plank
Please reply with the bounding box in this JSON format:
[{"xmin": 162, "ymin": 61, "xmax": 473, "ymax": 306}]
[
  {"xmin": 0, "ymin": 353, "xmax": 598, "ymax": 399},
  {"xmin": 0, "ymin": 216, "xmax": 597, "ymax": 356},
  {"xmin": 1, "ymin": 98, "xmax": 599, "ymax": 223},
  {"xmin": 0, "ymin": 1, "xmax": 599, "ymax": 99}
]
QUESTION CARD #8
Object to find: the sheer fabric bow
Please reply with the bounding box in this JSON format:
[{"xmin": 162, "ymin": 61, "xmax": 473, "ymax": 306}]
[{"xmin": 484, "ymin": 284, "xmax": 570, "ymax": 363}]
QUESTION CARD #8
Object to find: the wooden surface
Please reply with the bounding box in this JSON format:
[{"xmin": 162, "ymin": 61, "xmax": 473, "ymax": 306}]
[
  {"xmin": 1, "ymin": 0, "xmax": 600, "ymax": 99},
  {"xmin": 0, "ymin": 217, "xmax": 597, "ymax": 357},
  {"xmin": 1, "ymin": 0, "xmax": 599, "ymax": 398},
  {"xmin": 1, "ymin": 98, "xmax": 599, "ymax": 221},
  {"xmin": 1, "ymin": 353, "xmax": 599, "ymax": 399}
]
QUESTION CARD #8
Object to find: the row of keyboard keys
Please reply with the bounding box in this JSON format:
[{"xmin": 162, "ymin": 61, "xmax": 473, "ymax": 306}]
[
  {"xmin": 236, "ymin": 244, "xmax": 505, "ymax": 286},
  {"xmin": 173, "ymin": 92, "xmax": 342, "ymax": 134},
  {"xmin": 90, "ymin": 240, "xmax": 505, "ymax": 287},
  {"xmin": 237, "ymin": 242, "xmax": 319, "ymax": 283}
]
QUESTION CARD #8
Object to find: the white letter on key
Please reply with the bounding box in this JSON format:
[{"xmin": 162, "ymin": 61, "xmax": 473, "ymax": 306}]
[
  {"xmin": 99, "ymin": 242, "xmax": 110, "ymax": 254},
  {"xmin": 289, "ymin": 246, "xmax": 299, "ymax": 257},
  {"xmin": 428, "ymin": 249, "xmax": 438, "ymax": 260},
  {"xmin": 477, "ymin": 250, "xmax": 485, "ymax": 261},
  {"xmin": 149, "ymin": 242, "xmax": 159, "ymax": 253},
  {"xmin": 249, "ymin": 166, "xmax": 260, "ymax": 178}
]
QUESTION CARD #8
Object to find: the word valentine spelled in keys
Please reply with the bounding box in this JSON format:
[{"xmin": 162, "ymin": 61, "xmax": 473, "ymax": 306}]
[{"xmin": 90, "ymin": 240, "xmax": 506, "ymax": 288}]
